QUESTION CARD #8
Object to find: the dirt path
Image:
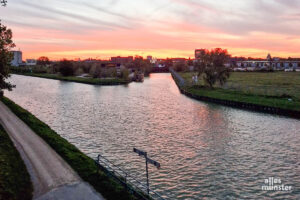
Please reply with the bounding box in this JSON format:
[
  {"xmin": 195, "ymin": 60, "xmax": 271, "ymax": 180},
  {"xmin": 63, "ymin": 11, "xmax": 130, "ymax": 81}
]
[{"xmin": 0, "ymin": 101, "xmax": 105, "ymax": 200}]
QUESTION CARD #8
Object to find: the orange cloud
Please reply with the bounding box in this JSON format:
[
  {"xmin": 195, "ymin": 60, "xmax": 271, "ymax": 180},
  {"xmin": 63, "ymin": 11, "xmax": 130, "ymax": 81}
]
[{"xmin": 3, "ymin": 0, "xmax": 299, "ymax": 60}]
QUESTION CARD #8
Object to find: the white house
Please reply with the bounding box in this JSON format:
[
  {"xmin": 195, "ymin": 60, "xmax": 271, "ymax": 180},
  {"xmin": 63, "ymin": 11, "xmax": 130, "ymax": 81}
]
[
  {"xmin": 11, "ymin": 51, "xmax": 22, "ymax": 66},
  {"xmin": 26, "ymin": 59, "xmax": 37, "ymax": 66},
  {"xmin": 235, "ymin": 54, "xmax": 300, "ymax": 71}
]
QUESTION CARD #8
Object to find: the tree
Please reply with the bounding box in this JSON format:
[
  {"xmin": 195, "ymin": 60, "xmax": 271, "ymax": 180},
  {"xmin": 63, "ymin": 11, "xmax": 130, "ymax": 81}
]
[
  {"xmin": 89, "ymin": 63, "xmax": 101, "ymax": 78},
  {"xmin": 173, "ymin": 61, "xmax": 186, "ymax": 72},
  {"xmin": 58, "ymin": 59, "xmax": 74, "ymax": 76},
  {"xmin": 194, "ymin": 49, "xmax": 209, "ymax": 76},
  {"xmin": 126, "ymin": 56, "xmax": 153, "ymax": 76},
  {"xmin": 197, "ymin": 48, "xmax": 231, "ymax": 88},
  {"xmin": 37, "ymin": 56, "xmax": 50, "ymax": 66},
  {"xmin": 187, "ymin": 58, "xmax": 193, "ymax": 67},
  {"xmin": 0, "ymin": 21, "xmax": 15, "ymax": 93},
  {"xmin": 164, "ymin": 58, "xmax": 173, "ymax": 69},
  {"xmin": 1, "ymin": 0, "xmax": 7, "ymax": 7}
]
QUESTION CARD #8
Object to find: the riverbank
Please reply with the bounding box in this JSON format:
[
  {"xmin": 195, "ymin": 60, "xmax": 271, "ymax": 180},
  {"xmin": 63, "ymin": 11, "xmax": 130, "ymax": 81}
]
[
  {"xmin": 180, "ymin": 71, "xmax": 300, "ymax": 100},
  {"xmin": 171, "ymin": 69, "xmax": 300, "ymax": 119},
  {"xmin": 0, "ymin": 97, "xmax": 140, "ymax": 200},
  {"xmin": 0, "ymin": 124, "xmax": 33, "ymax": 200},
  {"xmin": 12, "ymin": 73, "xmax": 130, "ymax": 85}
]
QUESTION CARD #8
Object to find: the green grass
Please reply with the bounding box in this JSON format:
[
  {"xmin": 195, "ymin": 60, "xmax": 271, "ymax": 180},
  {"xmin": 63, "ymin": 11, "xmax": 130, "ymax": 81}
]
[
  {"xmin": 1, "ymin": 97, "xmax": 140, "ymax": 200},
  {"xmin": 13, "ymin": 73, "xmax": 130, "ymax": 85},
  {"xmin": 0, "ymin": 124, "xmax": 33, "ymax": 200},
  {"xmin": 180, "ymin": 72, "xmax": 300, "ymax": 100},
  {"xmin": 178, "ymin": 72, "xmax": 300, "ymax": 111}
]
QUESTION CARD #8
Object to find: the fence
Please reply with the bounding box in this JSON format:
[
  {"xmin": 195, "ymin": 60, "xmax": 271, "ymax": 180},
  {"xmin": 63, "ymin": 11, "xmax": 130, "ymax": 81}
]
[
  {"xmin": 169, "ymin": 68, "xmax": 185, "ymax": 87},
  {"xmin": 95, "ymin": 154, "xmax": 168, "ymax": 200}
]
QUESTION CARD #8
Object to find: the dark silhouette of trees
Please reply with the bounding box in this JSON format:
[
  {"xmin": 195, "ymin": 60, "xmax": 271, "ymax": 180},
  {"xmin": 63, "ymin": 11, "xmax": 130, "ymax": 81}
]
[
  {"xmin": 173, "ymin": 61, "xmax": 187, "ymax": 72},
  {"xmin": 58, "ymin": 59, "xmax": 74, "ymax": 76},
  {"xmin": 126, "ymin": 56, "xmax": 153, "ymax": 76},
  {"xmin": 196, "ymin": 48, "xmax": 231, "ymax": 88},
  {"xmin": 164, "ymin": 58, "xmax": 173, "ymax": 68},
  {"xmin": 0, "ymin": 21, "xmax": 15, "ymax": 93},
  {"xmin": 1, "ymin": 0, "xmax": 7, "ymax": 6},
  {"xmin": 37, "ymin": 56, "xmax": 50, "ymax": 66}
]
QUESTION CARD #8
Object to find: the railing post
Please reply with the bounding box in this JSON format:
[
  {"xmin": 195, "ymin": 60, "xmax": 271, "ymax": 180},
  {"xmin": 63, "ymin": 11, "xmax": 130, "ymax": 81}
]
[
  {"xmin": 145, "ymin": 152, "xmax": 150, "ymax": 195},
  {"xmin": 97, "ymin": 155, "xmax": 100, "ymax": 174}
]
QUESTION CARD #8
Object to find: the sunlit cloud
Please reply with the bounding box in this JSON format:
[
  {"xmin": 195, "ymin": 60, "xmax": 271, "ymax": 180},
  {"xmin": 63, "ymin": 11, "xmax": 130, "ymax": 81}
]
[{"xmin": 0, "ymin": 0, "xmax": 300, "ymax": 59}]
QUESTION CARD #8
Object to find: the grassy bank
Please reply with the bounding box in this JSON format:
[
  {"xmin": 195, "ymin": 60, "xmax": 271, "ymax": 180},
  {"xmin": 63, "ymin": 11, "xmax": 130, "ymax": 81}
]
[
  {"xmin": 1, "ymin": 97, "xmax": 139, "ymax": 200},
  {"xmin": 0, "ymin": 124, "xmax": 33, "ymax": 200},
  {"xmin": 180, "ymin": 72, "xmax": 300, "ymax": 100},
  {"xmin": 177, "ymin": 72, "xmax": 300, "ymax": 111},
  {"xmin": 13, "ymin": 73, "xmax": 130, "ymax": 85}
]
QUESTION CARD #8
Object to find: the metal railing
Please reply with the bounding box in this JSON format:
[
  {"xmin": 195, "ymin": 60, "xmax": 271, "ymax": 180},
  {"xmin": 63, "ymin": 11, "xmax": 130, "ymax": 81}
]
[
  {"xmin": 95, "ymin": 154, "xmax": 168, "ymax": 200},
  {"xmin": 169, "ymin": 68, "xmax": 185, "ymax": 87}
]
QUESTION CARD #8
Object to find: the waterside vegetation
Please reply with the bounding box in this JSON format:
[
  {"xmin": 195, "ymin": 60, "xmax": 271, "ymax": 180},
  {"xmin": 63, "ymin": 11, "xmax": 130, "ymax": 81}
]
[
  {"xmin": 1, "ymin": 97, "xmax": 143, "ymax": 200},
  {"xmin": 12, "ymin": 72, "xmax": 130, "ymax": 85},
  {"xmin": 171, "ymin": 70, "xmax": 300, "ymax": 118},
  {"xmin": 0, "ymin": 124, "xmax": 33, "ymax": 200}
]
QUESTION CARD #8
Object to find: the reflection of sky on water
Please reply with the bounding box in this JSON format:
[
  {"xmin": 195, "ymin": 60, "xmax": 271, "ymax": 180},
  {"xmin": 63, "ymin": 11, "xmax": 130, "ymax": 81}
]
[{"xmin": 6, "ymin": 74, "xmax": 300, "ymax": 199}]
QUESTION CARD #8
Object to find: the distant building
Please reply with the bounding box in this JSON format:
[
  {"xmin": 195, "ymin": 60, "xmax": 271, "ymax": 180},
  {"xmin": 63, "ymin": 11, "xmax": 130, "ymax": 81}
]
[
  {"xmin": 235, "ymin": 54, "xmax": 300, "ymax": 71},
  {"xmin": 147, "ymin": 56, "xmax": 152, "ymax": 61},
  {"xmin": 26, "ymin": 59, "xmax": 37, "ymax": 66},
  {"xmin": 171, "ymin": 58, "xmax": 186, "ymax": 63},
  {"xmin": 11, "ymin": 51, "xmax": 22, "ymax": 67},
  {"xmin": 111, "ymin": 56, "xmax": 133, "ymax": 64}
]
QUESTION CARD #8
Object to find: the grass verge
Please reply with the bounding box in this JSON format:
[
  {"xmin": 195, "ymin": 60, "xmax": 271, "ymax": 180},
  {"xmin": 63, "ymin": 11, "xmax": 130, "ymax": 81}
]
[
  {"xmin": 176, "ymin": 72, "xmax": 300, "ymax": 111},
  {"xmin": 186, "ymin": 86, "xmax": 300, "ymax": 111},
  {"xmin": 12, "ymin": 73, "xmax": 130, "ymax": 85},
  {"xmin": 1, "ymin": 97, "xmax": 139, "ymax": 200},
  {"xmin": 0, "ymin": 124, "xmax": 33, "ymax": 200}
]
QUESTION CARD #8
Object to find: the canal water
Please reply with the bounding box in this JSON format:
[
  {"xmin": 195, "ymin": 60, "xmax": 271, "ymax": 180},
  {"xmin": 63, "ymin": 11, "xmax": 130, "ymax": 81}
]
[{"xmin": 6, "ymin": 74, "xmax": 300, "ymax": 199}]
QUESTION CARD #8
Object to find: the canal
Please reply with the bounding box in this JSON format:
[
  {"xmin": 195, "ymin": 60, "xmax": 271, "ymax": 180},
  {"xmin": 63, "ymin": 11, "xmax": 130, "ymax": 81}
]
[{"xmin": 6, "ymin": 74, "xmax": 300, "ymax": 199}]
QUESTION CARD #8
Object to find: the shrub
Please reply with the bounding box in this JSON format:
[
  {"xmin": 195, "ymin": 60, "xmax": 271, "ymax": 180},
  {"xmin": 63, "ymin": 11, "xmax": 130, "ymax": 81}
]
[
  {"xmin": 59, "ymin": 59, "xmax": 74, "ymax": 76},
  {"xmin": 75, "ymin": 67, "xmax": 84, "ymax": 76},
  {"xmin": 121, "ymin": 69, "xmax": 129, "ymax": 80}
]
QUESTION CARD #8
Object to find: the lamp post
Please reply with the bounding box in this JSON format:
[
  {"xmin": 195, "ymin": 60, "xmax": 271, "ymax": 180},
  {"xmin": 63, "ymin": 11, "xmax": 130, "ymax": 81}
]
[{"xmin": 133, "ymin": 148, "xmax": 160, "ymax": 195}]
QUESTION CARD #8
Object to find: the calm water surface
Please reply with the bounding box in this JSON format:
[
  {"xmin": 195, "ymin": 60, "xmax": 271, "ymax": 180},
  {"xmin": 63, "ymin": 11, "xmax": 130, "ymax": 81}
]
[{"xmin": 6, "ymin": 74, "xmax": 300, "ymax": 199}]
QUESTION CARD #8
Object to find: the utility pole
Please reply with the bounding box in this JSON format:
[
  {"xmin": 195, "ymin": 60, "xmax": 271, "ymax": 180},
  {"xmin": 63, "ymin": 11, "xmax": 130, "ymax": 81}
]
[{"xmin": 133, "ymin": 148, "xmax": 160, "ymax": 195}]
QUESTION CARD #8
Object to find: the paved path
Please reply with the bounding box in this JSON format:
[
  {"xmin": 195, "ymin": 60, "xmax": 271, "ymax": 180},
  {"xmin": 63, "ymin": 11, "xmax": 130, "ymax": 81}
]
[{"xmin": 0, "ymin": 101, "xmax": 105, "ymax": 200}]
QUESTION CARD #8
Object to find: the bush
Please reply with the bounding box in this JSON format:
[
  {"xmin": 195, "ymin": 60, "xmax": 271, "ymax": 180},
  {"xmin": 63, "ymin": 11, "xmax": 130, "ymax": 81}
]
[
  {"xmin": 59, "ymin": 59, "xmax": 74, "ymax": 76},
  {"xmin": 121, "ymin": 69, "xmax": 129, "ymax": 80},
  {"xmin": 75, "ymin": 67, "xmax": 84, "ymax": 76},
  {"xmin": 32, "ymin": 65, "xmax": 47, "ymax": 74}
]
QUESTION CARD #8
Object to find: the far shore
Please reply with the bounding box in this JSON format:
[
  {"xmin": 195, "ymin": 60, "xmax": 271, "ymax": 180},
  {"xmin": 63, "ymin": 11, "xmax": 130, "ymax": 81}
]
[
  {"xmin": 12, "ymin": 73, "xmax": 131, "ymax": 86},
  {"xmin": 171, "ymin": 69, "xmax": 300, "ymax": 119}
]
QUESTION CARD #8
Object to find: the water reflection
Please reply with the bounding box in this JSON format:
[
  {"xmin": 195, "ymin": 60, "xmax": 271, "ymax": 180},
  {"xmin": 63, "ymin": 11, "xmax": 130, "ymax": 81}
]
[{"xmin": 6, "ymin": 74, "xmax": 300, "ymax": 199}]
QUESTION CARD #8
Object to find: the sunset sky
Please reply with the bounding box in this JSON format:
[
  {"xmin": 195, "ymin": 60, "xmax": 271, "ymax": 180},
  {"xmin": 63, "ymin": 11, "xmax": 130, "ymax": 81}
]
[{"xmin": 1, "ymin": 0, "xmax": 300, "ymax": 60}]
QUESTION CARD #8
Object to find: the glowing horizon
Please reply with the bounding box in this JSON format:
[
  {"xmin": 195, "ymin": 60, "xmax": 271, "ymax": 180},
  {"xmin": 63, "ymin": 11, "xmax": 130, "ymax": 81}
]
[{"xmin": 1, "ymin": 0, "xmax": 300, "ymax": 60}]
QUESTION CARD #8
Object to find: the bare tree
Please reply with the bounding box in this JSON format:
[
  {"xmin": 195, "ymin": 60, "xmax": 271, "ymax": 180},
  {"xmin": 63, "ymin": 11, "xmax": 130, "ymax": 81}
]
[{"xmin": 1, "ymin": 0, "xmax": 7, "ymax": 6}]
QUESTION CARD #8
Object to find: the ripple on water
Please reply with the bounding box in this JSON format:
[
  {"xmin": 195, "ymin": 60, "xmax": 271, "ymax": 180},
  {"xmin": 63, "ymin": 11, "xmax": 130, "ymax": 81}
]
[{"xmin": 6, "ymin": 74, "xmax": 300, "ymax": 200}]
